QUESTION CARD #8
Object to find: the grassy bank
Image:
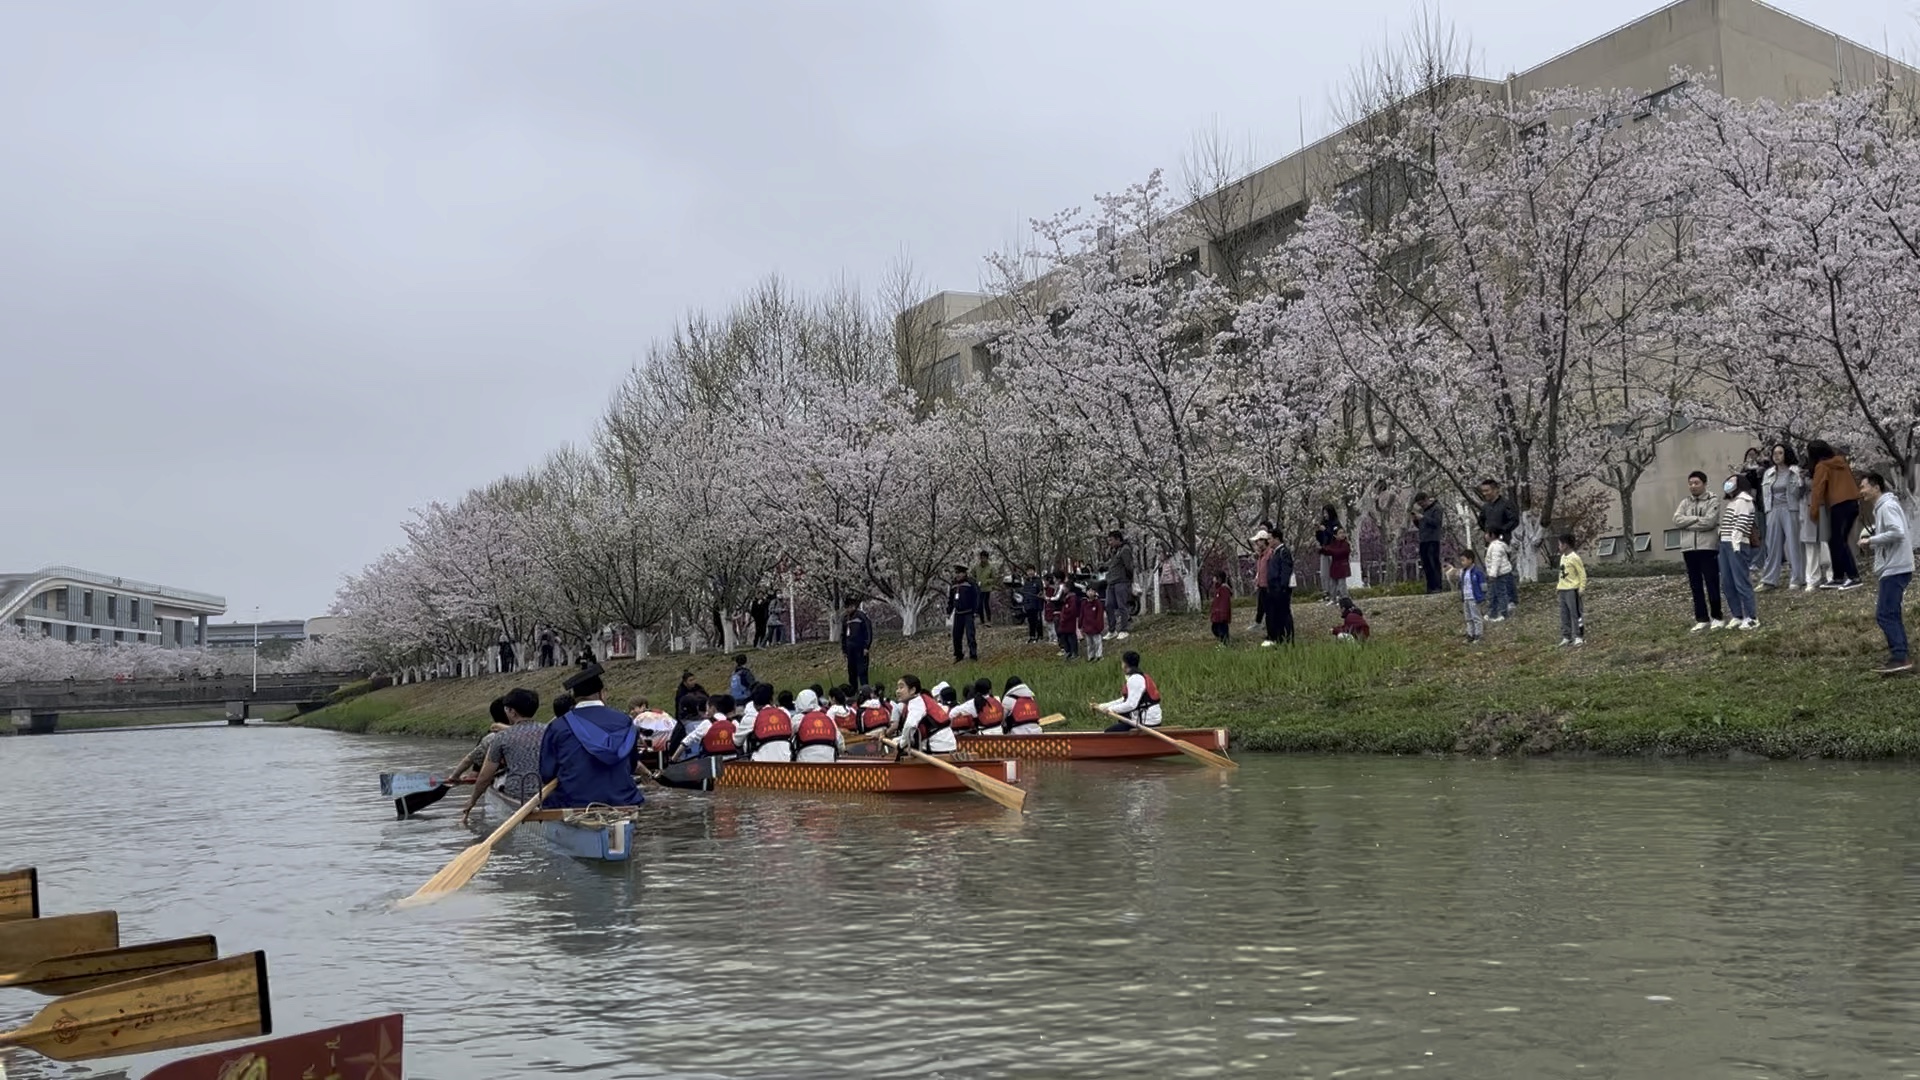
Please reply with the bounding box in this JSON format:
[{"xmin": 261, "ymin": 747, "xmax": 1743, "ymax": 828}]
[{"xmin": 296, "ymin": 574, "xmax": 1920, "ymax": 758}]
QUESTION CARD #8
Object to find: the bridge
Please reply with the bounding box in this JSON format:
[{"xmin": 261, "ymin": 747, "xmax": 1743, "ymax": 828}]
[{"xmin": 2, "ymin": 672, "xmax": 362, "ymax": 734}]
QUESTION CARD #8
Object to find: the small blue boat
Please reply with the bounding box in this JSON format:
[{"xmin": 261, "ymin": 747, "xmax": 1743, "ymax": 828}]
[{"xmin": 483, "ymin": 784, "xmax": 635, "ymax": 863}]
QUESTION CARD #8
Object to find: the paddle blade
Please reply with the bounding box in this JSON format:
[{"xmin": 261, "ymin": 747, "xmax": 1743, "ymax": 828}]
[
  {"xmin": 395, "ymin": 785, "xmax": 451, "ymax": 819},
  {"xmin": 0, "ymin": 952, "xmax": 270, "ymax": 1063},
  {"xmin": 380, "ymin": 772, "xmax": 446, "ymax": 798},
  {"xmin": 657, "ymin": 757, "xmax": 723, "ymax": 790},
  {"xmin": 142, "ymin": 1014, "xmax": 402, "ymax": 1080},
  {"xmin": 398, "ymin": 779, "xmax": 556, "ymax": 908},
  {"xmin": 951, "ymin": 764, "xmax": 1028, "ymax": 812},
  {"xmin": 0, "ymin": 867, "xmax": 37, "ymax": 922},
  {"xmin": 0, "ymin": 911, "xmax": 118, "ymax": 974},
  {"xmin": 0, "ymin": 936, "xmax": 220, "ymax": 996}
]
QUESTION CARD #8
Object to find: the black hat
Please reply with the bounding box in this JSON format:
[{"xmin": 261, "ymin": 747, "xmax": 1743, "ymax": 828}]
[{"xmin": 564, "ymin": 663, "xmax": 605, "ymax": 693}]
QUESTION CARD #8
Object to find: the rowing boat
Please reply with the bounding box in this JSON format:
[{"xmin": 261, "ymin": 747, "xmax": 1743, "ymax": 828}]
[
  {"xmin": 654, "ymin": 755, "xmax": 1019, "ymax": 795},
  {"xmin": 952, "ymin": 728, "xmax": 1231, "ymax": 761},
  {"xmin": 481, "ymin": 785, "xmax": 635, "ymax": 862}
]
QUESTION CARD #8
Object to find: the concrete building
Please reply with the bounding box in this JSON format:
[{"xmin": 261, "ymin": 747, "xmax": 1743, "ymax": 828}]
[
  {"xmin": 204, "ymin": 619, "xmax": 309, "ymax": 649},
  {"xmin": 905, "ymin": 0, "xmax": 1909, "ymax": 565},
  {"xmin": 0, "ymin": 566, "xmax": 227, "ymax": 647}
]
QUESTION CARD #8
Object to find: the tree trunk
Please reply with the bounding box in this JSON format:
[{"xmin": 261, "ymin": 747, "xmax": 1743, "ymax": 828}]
[
  {"xmin": 1514, "ymin": 512, "xmax": 1545, "ymax": 582},
  {"xmin": 1173, "ymin": 549, "xmax": 1201, "ymax": 612},
  {"xmin": 891, "ymin": 593, "xmax": 929, "ymax": 638},
  {"xmin": 633, "ymin": 629, "xmax": 650, "ymax": 660},
  {"xmin": 1618, "ymin": 483, "xmax": 1639, "ymax": 564}
]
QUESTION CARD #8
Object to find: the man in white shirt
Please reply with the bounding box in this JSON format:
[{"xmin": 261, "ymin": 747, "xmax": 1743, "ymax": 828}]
[{"xmin": 1098, "ymin": 651, "xmax": 1163, "ymax": 732}]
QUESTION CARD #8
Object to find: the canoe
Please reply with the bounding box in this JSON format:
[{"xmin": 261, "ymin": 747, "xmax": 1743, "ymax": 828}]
[
  {"xmin": 655, "ymin": 755, "xmax": 1019, "ymax": 795},
  {"xmin": 952, "ymin": 728, "xmax": 1231, "ymax": 761},
  {"xmin": 483, "ymin": 785, "xmax": 635, "ymax": 862}
]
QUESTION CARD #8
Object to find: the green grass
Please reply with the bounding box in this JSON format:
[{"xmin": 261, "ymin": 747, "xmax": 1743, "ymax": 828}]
[{"xmin": 296, "ymin": 575, "xmax": 1920, "ymax": 759}]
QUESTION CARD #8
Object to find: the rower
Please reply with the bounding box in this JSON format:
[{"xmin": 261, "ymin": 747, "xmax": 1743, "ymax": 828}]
[
  {"xmin": 792, "ymin": 689, "xmax": 843, "ymax": 763},
  {"xmin": 1000, "ymin": 677, "xmax": 1044, "ymax": 734},
  {"xmin": 855, "ymin": 686, "xmax": 892, "ymax": 735},
  {"xmin": 537, "ymin": 664, "xmax": 644, "ymax": 808},
  {"xmin": 457, "ymin": 688, "xmax": 546, "ymax": 825},
  {"xmin": 972, "ymin": 678, "xmax": 1007, "ymax": 732},
  {"xmin": 629, "ymin": 696, "xmax": 676, "ymax": 772},
  {"xmin": 672, "ymin": 694, "xmax": 738, "ymax": 762},
  {"xmin": 947, "ymin": 682, "xmax": 981, "ymax": 734},
  {"xmin": 447, "ymin": 697, "xmax": 511, "ymax": 782},
  {"xmin": 889, "ymin": 675, "xmax": 954, "ymax": 755},
  {"xmin": 826, "ymin": 685, "xmax": 855, "ymax": 730},
  {"xmin": 744, "ymin": 682, "xmax": 795, "ymax": 762},
  {"xmin": 1098, "ymin": 651, "xmax": 1162, "ymax": 732}
]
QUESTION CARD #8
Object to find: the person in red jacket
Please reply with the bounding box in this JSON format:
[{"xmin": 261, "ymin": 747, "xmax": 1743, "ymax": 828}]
[
  {"xmin": 1209, "ymin": 570, "xmax": 1232, "ymax": 644},
  {"xmin": 1054, "ymin": 584, "xmax": 1082, "ymax": 661},
  {"xmin": 1334, "ymin": 598, "xmax": 1371, "ymax": 641},
  {"xmin": 1321, "ymin": 525, "xmax": 1353, "ymax": 605},
  {"xmin": 1079, "ymin": 588, "xmax": 1106, "ymax": 662}
]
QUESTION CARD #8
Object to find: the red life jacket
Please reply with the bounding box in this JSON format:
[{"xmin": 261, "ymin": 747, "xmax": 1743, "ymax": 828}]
[
  {"xmin": 701, "ymin": 718, "xmax": 738, "ymax": 755},
  {"xmin": 1009, "ymin": 696, "xmax": 1041, "ymax": 725},
  {"xmin": 856, "ymin": 705, "xmax": 891, "ymax": 733},
  {"xmin": 795, "ymin": 710, "xmax": 839, "ymax": 747},
  {"xmin": 1139, "ymin": 674, "xmax": 1161, "ymax": 707},
  {"xmin": 752, "ymin": 706, "xmax": 794, "ymax": 741},
  {"xmin": 917, "ymin": 693, "xmax": 950, "ymax": 737},
  {"xmin": 977, "ymin": 697, "xmax": 1006, "ymax": 729}
]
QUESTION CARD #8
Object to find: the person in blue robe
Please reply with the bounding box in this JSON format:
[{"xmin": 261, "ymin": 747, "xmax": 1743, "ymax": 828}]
[{"xmin": 539, "ymin": 663, "xmax": 644, "ymax": 808}]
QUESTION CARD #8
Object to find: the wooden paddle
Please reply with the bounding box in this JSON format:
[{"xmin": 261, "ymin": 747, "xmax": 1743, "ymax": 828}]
[
  {"xmin": 0, "ymin": 867, "xmax": 36, "ymax": 922},
  {"xmin": 1091, "ymin": 703, "xmax": 1238, "ymax": 769},
  {"xmin": 845, "ymin": 714, "xmax": 1065, "ymax": 745},
  {"xmin": 398, "ymin": 779, "xmax": 557, "ymax": 907},
  {"xmin": 0, "ymin": 935, "xmax": 218, "ymax": 995},
  {"xmin": 875, "ymin": 736, "xmax": 1026, "ymax": 813},
  {"xmin": 143, "ymin": 1013, "xmax": 402, "ymax": 1080},
  {"xmin": 0, "ymin": 910, "xmax": 117, "ymax": 973},
  {"xmin": 0, "ymin": 951, "xmax": 270, "ymax": 1063}
]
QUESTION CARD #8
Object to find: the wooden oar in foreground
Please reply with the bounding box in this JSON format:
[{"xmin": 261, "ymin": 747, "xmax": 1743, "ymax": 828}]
[
  {"xmin": 1091, "ymin": 704, "xmax": 1238, "ymax": 769},
  {"xmin": 0, "ymin": 868, "xmax": 37, "ymax": 922},
  {"xmin": 874, "ymin": 736, "xmax": 1026, "ymax": 813},
  {"xmin": 143, "ymin": 1013, "xmax": 403, "ymax": 1080},
  {"xmin": 845, "ymin": 714, "xmax": 1065, "ymax": 745},
  {"xmin": 0, "ymin": 951, "xmax": 269, "ymax": 1063},
  {"xmin": 398, "ymin": 779, "xmax": 557, "ymax": 908},
  {"xmin": 0, "ymin": 910, "xmax": 118, "ymax": 973},
  {"xmin": 0, "ymin": 936, "xmax": 218, "ymax": 996}
]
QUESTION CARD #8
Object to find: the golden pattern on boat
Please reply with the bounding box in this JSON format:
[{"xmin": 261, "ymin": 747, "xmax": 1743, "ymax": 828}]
[{"xmin": 718, "ymin": 762, "xmax": 897, "ymax": 793}]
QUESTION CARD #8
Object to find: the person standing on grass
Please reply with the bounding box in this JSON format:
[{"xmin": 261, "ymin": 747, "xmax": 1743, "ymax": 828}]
[
  {"xmin": 947, "ymin": 565, "xmax": 981, "ymax": 663},
  {"xmin": 1314, "ymin": 506, "xmax": 1340, "ymax": 603},
  {"xmin": 1250, "ymin": 531, "xmax": 1271, "ymax": 632},
  {"xmin": 1412, "ymin": 493, "xmax": 1444, "ymax": 593},
  {"xmin": 1857, "ymin": 472, "xmax": 1913, "ymax": 675},
  {"xmin": 1758, "ymin": 443, "xmax": 1807, "ymax": 592},
  {"xmin": 1674, "ymin": 470, "xmax": 1726, "ymax": 632},
  {"xmin": 1103, "ymin": 531, "xmax": 1136, "ymax": 640},
  {"xmin": 1079, "ymin": 586, "xmax": 1106, "ymax": 663},
  {"xmin": 1808, "ymin": 440, "xmax": 1863, "ymax": 591},
  {"xmin": 1321, "ymin": 525, "xmax": 1353, "ymax": 605},
  {"xmin": 1484, "ymin": 529, "xmax": 1515, "ymax": 622},
  {"xmin": 1477, "ymin": 479, "xmax": 1519, "ymax": 542},
  {"xmin": 974, "ymin": 550, "xmax": 996, "ymax": 626},
  {"xmin": 1262, "ymin": 532, "xmax": 1296, "ymax": 647},
  {"xmin": 1458, "ymin": 551, "xmax": 1487, "ymax": 644},
  {"xmin": 1719, "ymin": 474, "xmax": 1761, "ymax": 630},
  {"xmin": 1209, "ymin": 570, "xmax": 1233, "ymax": 645},
  {"xmin": 1054, "ymin": 582, "xmax": 1082, "ymax": 661},
  {"xmin": 1555, "ymin": 533, "xmax": 1587, "ymax": 647},
  {"xmin": 841, "ymin": 598, "xmax": 872, "ymax": 691}
]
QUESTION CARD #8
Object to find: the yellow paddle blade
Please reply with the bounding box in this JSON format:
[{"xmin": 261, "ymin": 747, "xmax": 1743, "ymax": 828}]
[
  {"xmin": 0, "ymin": 867, "xmax": 37, "ymax": 922},
  {"xmin": 878, "ymin": 737, "xmax": 1027, "ymax": 813},
  {"xmin": 0, "ymin": 936, "xmax": 219, "ymax": 995},
  {"xmin": 0, "ymin": 951, "xmax": 270, "ymax": 1063},
  {"xmin": 0, "ymin": 911, "xmax": 118, "ymax": 974},
  {"xmin": 399, "ymin": 779, "xmax": 556, "ymax": 908}
]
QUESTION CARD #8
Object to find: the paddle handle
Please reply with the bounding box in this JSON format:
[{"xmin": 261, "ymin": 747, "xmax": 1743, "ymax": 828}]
[{"xmin": 490, "ymin": 780, "xmax": 558, "ymax": 840}]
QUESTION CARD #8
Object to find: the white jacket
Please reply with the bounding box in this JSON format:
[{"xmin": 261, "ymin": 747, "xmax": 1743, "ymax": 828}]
[
  {"xmin": 1099, "ymin": 672, "xmax": 1162, "ymax": 727},
  {"xmin": 1484, "ymin": 538, "xmax": 1513, "ymax": 578}
]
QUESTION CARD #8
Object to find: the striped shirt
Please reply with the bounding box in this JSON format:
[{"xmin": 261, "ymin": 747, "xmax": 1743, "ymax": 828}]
[{"xmin": 1720, "ymin": 493, "xmax": 1757, "ymax": 546}]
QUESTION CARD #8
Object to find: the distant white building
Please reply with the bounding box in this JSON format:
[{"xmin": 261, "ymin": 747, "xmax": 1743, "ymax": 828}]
[{"xmin": 0, "ymin": 566, "xmax": 227, "ymax": 647}]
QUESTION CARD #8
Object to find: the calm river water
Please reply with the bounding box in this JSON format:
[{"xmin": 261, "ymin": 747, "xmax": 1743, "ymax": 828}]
[{"xmin": 4, "ymin": 724, "xmax": 1920, "ymax": 1078}]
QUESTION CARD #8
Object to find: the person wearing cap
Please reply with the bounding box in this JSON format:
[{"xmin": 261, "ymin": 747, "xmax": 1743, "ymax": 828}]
[
  {"xmin": 1249, "ymin": 530, "xmax": 1273, "ymax": 632},
  {"xmin": 459, "ymin": 687, "xmax": 546, "ymax": 825},
  {"xmin": 792, "ymin": 688, "xmax": 843, "ymax": 762},
  {"xmin": 537, "ymin": 663, "xmax": 644, "ymax": 808},
  {"xmin": 1261, "ymin": 531, "xmax": 1295, "ymax": 647}
]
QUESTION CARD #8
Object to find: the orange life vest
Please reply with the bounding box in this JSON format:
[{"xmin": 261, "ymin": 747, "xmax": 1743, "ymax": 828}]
[
  {"xmin": 978, "ymin": 697, "xmax": 1006, "ymax": 729},
  {"xmin": 701, "ymin": 718, "xmax": 738, "ymax": 755},
  {"xmin": 1010, "ymin": 696, "xmax": 1041, "ymax": 724},
  {"xmin": 856, "ymin": 705, "xmax": 891, "ymax": 733},
  {"xmin": 752, "ymin": 706, "xmax": 794, "ymax": 741},
  {"xmin": 795, "ymin": 710, "xmax": 839, "ymax": 747},
  {"xmin": 1130, "ymin": 674, "xmax": 1161, "ymax": 707},
  {"xmin": 916, "ymin": 693, "xmax": 950, "ymax": 738},
  {"xmin": 950, "ymin": 702, "xmax": 978, "ymax": 733}
]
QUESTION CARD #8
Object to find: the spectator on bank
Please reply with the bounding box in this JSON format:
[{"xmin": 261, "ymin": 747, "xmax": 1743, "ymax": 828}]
[
  {"xmin": 1079, "ymin": 588, "xmax": 1106, "ymax": 662},
  {"xmin": 1458, "ymin": 551, "xmax": 1487, "ymax": 644},
  {"xmin": 1054, "ymin": 583, "xmax": 1082, "ymax": 661},
  {"xmin": 1314, "ymin": 506, "xmax": 1340, "ymax": 601},
  {"xmin": 1250, "ymin": 531, "xmax": 1272, "ymax": 631},
  {"xmin": 1758, "ymin": 442, "xmax": 1807, "ymax": 592},
  {"xmin": 1411, "ymin": 493, "xmax": 1444, "ymax": 593},
  {"xmin": 1858, "ymin": 471, "xmax": 1913, "ymax": 675},
  {"xmin": 1720, "ymin": 474, "xmax": 1761, "ymax": 630},
  {"xmin": 841, "ymin": 599, "xmax": 872, "ymax": 690},
  {"xmin": 1321, "ymin": 525, "xmax": 1353, "ymax": 605},
  {"xmin": 1103, "ymin": 531, "xmax": 1136, "ymax": 641},
  {"xmin": 1209, "ymin": 571, "xmax": 1232, "ymax": 645},
  {"xmin": 1809, "ymin": 441, "xmax": 1863, "ymax": 591},
  {"xmin": 947, "ymin": 565, "xmax": 981, "ymax": 663},
  {"xmin": 1334, "ymin": 597, "xmax": 1371, "ymax": 642},
  {"xmin": 1020, "ymin": 567, "xmax": 1045, "ymax": 643},
  {"xmin": 1262, "ymin": 533, "xmax": 1296, "ymax": 648},
  {"xmin": 1556, "ymin": 533, "xmax": 1587, "ymax": 647},
  {"xmin": 974, "ymin": 550, "xmax": 997, "ymax": 625},
  {"xmin": 497, "ymin": 636, "xmax": 516, "ymax": 674},
  {"xmin": 1740, "ymin": 447, "xmax": 1769, "ymax": 569},
  {"xmin": 1802, "ymin": 484, "xmax": 1833, "ymax": 592},
  {"xmin": 1674, "ymin": 470, "xmax": 1726, "ymax": 632},
  {"xmin": 1477, "ymin": 479, "xmax": 1519, "ymax": 541},
  {"xmin": 1484, "ymin": 529, "xmax": 1515, "ymax": 622}
]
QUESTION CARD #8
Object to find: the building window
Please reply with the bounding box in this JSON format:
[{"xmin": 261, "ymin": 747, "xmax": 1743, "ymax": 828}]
[
  {"xmin": 1663, "ymin": 529, "xmax": 1684, "ymax": 551},
  {"xmin": 113, "ymin": 631, "xmax": 124, "ymax": 643},
  {"xmin": 1634, "ymin": 80, "xmax": 1690, "ymax": 120},
  {"xmin": 107, "ymin": 595, "xmax": 118, "ymax": 622},
  {"xmin": 175, "ymin": 620, "xmax": 184, "ymax": 645},
  {"xmin": 82, "ymin": 590, "xmax": 93, "ymax": 617},
  {"xmin": 129, "ymin": 598, "xmax": 140, "ymax": 627},
  {"xmin": 65, "ymin": 625, "xmax": 77, "ymax": 643},
  {"xmin": 41, "ymin": 622, "xmax": 52, "ymax": 637},
  {"xmin": 1634, "ymin": 533, "xmax": 1652, "ymax": 553},
  {"xmin": 91, "ymin": 628, "xmax": 101, "ymax": 642},
  {"xmin": 1597, "ymin": 536, "xmax": 1620, "ymax": 558},
  {"xmin": 930, "ymin": 354, "xmax": 962, "ymax": 396}
]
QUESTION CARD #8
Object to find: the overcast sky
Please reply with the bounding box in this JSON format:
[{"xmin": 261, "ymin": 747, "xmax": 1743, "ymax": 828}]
[{"xmin": 2, "ymin": 0, "xmax": 1912, "ymax": 622}]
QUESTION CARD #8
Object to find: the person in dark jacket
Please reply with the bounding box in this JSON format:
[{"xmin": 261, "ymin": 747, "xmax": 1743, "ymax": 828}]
[
  {"xmin": 1412, "ymin": 493, "xmax": 1444, "ymax": 593},
  {"xmin": 1314, "ymin": 506, "xmax": 1340, "ymax": 603},
  {"xmin": 946, "ymin": 566, "xmax": 981, "ymax": 662},
  {"xmin": 1262, "ymin": 536, "xmax": 1295, "ymax": 646},
  {"xmin": 841, "ymin": 599, "xmax": 873, "ymax": 690},
  {"xmin": 1104, "ymin": 531, "xmax": 1136, "ymax": 639},
  {"xmin": 1020, "ymin": 568, "xmax": 1045, "ymax": 643},
  {"xmin": 1476, "ymin": 480, "xmax": 1518, "ymax": 542}
]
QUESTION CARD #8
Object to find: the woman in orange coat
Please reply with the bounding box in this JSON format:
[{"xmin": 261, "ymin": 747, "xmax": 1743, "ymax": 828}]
[{"xmin": 1808, "ymin": 441, "xmax": 1863, "ymax": 590}]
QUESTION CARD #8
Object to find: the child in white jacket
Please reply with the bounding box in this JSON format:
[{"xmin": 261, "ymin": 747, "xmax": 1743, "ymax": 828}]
[{"xmin": 1484, "ymin": 531, "xmax": 1515, "ymax": 621}]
